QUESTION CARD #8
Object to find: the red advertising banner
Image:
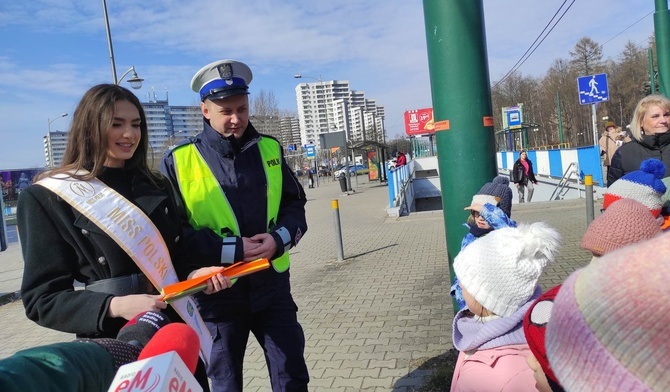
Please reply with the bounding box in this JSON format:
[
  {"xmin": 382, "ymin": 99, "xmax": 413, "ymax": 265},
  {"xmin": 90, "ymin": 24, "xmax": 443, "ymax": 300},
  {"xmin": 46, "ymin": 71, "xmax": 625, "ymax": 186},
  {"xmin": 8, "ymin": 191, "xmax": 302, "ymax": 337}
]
[
  {"xmin": 404, "ymin": 108, "xmax": 436, "ymax": 136},
  {"xmin": 367, "ymin": 151, "xmax": 379, "ymax": 181}
]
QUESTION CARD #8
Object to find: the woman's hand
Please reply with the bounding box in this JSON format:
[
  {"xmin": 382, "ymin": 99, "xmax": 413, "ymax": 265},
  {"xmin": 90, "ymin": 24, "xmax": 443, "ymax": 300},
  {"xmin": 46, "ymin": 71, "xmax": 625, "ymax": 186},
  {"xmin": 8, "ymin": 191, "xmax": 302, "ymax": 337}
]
[
  {"xmin": 188, "ymin": 267, "xmax": 232, "ymax": 295},
  {"xmin": 108, "ymin": 294, "xmax": 167, "ymax": 320},
  {"xmin": 515, "ymin": 183, "xmax": 520, "ymax": 188}
]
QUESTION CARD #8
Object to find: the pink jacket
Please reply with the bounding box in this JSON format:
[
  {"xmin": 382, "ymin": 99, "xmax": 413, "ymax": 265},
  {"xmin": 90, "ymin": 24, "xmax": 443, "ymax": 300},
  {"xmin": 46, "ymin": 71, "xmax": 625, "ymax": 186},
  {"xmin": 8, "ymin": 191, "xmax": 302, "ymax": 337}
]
[{"xmin": 450, "ymin": 344, "xmax": 537, "ymax": 392}]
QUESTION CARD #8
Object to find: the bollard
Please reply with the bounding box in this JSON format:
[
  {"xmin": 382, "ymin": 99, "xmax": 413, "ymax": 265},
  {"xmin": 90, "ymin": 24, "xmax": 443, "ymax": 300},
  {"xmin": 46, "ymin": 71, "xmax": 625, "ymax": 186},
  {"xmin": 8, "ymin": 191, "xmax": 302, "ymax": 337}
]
[
  {"xmin": 584, "ymin": 174, "xmax": 594, "ymax": 226},
  {"xmin": 332, "ymin": 199, "xmax": 344, "ymax": 262}
]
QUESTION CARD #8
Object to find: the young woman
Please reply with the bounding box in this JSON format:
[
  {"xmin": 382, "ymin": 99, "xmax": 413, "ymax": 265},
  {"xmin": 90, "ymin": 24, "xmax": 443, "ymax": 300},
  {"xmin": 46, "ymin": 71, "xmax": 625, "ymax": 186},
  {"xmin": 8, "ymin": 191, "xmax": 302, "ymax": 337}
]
[
  {"xmin": 17, "ymin": 84, "xmax": 230, "ymax": 390},
  {"xmin": 512, "ymin": 150, "xmax": 538, "ymax": 203}
]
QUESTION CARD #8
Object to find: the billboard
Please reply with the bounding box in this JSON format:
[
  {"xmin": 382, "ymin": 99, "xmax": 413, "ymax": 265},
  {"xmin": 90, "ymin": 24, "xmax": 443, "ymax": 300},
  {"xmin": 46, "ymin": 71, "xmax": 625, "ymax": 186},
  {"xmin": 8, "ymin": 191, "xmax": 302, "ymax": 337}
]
[
  {"xmin": 404, "ymin": 108, "xmax": 436, "ymax": 136},
  {"xmin": 1, "ymin": 168, "xmax": 43, "ymax": 202}
]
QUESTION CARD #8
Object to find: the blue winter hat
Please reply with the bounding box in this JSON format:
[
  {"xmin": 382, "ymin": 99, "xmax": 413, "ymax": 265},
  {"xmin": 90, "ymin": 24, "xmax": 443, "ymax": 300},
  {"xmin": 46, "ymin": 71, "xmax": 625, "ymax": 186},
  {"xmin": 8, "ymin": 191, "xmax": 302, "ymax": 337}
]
[{"xmin": 476, "ymin": 176, "xmax": 513, "ymax": 217}]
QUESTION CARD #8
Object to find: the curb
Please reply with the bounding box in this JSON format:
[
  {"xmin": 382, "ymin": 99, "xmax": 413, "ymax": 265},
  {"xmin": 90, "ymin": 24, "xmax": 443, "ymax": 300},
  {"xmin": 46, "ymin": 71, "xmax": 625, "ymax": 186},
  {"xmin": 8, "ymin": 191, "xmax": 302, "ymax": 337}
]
[{"xmin": 0, "ymin": 291, "xmax": 20, "ymax": 307}]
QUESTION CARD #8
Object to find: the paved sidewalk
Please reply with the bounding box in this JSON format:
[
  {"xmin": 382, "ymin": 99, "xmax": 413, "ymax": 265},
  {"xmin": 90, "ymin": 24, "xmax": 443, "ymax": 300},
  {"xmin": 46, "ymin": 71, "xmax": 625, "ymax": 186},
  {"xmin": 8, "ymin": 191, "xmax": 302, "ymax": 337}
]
[{"xmin": 0, "ymin": 176, "xmax": 596, "ymax": 391}]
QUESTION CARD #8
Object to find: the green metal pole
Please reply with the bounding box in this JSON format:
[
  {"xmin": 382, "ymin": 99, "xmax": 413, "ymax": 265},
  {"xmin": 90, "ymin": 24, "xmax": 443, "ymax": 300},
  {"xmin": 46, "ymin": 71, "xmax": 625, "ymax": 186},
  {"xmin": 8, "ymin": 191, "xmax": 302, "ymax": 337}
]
[
  {"xmin": 422, "ymin": 0, "xmax": 497, "ymax": 314},
  {"xmin": 655, "ymin": 0, "xmax": 670, "ymax": 96},
  {"xmin": 557, "ymin": 93, "xmax": 564, "ymax": 145},
  {"xmin": 649, "ymin": 47, "xmax": 657, "ymax": 95}
]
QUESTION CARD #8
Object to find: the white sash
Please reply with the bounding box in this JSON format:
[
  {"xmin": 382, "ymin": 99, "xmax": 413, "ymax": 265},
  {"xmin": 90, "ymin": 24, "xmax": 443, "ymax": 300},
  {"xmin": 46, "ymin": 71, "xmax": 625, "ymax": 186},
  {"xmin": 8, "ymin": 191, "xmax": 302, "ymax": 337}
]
[{"xmin": 38, "ymin": 171, "xmax": 212, "ymax": 364}]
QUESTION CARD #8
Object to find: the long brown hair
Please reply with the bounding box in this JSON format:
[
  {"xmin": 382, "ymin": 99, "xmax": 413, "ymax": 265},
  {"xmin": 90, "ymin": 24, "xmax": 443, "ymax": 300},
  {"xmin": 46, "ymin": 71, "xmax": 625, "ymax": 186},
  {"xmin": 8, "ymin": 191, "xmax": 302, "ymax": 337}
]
[{"xmin": 41, "ymin": 84, "xmax": 159, "ymax": 183}]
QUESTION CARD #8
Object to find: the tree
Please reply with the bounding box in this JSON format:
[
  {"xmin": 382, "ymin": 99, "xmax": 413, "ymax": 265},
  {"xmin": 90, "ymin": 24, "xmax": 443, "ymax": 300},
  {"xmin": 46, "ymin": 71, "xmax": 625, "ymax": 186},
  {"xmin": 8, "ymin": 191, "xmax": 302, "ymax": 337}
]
[
  {"xmin": 249, "ymin": 89, "xmax": 283, "ymax": 142},
  {"xmin": 569, "ymin": 37, "xmax": 603, "ymax": 75}
]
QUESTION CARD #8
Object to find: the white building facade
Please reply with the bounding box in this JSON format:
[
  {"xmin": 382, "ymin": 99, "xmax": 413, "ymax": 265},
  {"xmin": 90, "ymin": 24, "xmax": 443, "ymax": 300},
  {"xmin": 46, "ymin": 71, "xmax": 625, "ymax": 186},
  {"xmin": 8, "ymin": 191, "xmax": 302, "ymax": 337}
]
[{"xmin": 295, "ymin": 80, "xmax": 385, "ymax": 150}]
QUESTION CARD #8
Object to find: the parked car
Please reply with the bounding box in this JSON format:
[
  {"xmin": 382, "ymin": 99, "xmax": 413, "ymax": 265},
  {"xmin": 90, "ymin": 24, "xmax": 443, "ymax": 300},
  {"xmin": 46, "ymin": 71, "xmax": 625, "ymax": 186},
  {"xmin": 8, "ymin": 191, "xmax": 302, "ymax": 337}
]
[{"xmin": 334, "ymin": 164, "xmax": 369, "ymax": 177}]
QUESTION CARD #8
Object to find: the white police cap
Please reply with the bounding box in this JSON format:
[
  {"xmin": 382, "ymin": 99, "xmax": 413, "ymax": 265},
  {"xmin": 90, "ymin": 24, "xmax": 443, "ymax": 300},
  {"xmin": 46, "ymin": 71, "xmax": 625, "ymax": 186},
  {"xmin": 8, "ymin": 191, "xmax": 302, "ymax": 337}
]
[{"xmin": 190, "ymin": 59, "xmax": 253, "ymax": 101}]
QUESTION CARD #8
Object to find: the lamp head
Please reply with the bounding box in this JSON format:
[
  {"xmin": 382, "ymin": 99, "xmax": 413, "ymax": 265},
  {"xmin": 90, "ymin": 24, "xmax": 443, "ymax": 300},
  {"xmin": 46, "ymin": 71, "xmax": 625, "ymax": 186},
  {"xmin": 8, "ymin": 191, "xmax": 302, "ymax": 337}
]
[{"xmin": 127, "ymin": 69, "xmax": 144, "ymax": 90}]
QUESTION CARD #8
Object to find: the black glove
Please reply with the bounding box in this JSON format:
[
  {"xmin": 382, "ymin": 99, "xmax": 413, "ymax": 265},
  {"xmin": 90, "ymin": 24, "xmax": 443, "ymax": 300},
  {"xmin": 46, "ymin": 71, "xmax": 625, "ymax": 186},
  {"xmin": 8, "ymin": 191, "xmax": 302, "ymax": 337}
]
[{"xmin": 75, "ymin": 338, "xmax": 142, "ymax": 370}]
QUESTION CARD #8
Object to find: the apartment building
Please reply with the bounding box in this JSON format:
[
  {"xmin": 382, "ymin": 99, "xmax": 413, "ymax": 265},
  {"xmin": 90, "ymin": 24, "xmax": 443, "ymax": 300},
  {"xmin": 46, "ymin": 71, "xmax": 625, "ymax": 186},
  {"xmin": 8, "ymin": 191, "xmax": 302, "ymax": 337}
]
[{"xmin": 295, "ymin": 80, "xmax": 385, "ymax": 150}]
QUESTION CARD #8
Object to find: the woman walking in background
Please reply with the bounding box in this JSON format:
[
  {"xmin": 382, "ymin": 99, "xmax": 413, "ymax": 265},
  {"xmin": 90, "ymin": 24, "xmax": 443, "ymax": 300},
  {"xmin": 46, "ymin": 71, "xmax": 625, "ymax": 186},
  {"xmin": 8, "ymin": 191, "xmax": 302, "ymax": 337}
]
[{"xmin": 512, "ymin": 150, "xmax": 538, "ymax": 203}]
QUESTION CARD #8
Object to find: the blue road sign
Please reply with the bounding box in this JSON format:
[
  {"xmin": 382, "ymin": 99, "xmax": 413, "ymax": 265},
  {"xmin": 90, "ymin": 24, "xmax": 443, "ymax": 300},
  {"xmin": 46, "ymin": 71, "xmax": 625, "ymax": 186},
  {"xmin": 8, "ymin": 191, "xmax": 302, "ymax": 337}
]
[
  {"xmin": 305, "ymin": 145, "xmax": 316, "ymax": 158},
  {"xmin": 578, "ymin": 73, "xmax": 609, "ymax": 105},
  {"xmin": 505, "ymin": 107, "xmax": 522, "ymax": 129},
  {"xmin": 287, "ymin": 144, "xmax": 295, "ymax": 152}
]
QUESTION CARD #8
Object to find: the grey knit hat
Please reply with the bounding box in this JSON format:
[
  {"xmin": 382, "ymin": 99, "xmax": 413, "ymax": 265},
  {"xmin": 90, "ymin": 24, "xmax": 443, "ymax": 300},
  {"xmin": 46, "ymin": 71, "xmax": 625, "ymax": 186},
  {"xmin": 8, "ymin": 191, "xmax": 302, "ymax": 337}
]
[{"xmin": 477, "ymin": 176, "xmax": 513, "ymax": 217}]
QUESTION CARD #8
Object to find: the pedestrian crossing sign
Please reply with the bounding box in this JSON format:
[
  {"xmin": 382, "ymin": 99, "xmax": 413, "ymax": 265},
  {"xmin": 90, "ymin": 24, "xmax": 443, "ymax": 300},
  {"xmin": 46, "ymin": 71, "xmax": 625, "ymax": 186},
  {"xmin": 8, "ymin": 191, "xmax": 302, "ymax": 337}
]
[{"xmin": 577, "ymin": 73, "xmax": 609, "ymax": 105}]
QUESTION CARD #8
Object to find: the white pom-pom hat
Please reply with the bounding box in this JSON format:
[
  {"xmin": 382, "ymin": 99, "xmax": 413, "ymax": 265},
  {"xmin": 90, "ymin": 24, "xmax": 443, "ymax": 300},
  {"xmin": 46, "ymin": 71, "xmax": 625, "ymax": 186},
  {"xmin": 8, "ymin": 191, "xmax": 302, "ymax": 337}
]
[{"xmin": 454, "ymin": 222, "xmax": 561, "ymax": 317}]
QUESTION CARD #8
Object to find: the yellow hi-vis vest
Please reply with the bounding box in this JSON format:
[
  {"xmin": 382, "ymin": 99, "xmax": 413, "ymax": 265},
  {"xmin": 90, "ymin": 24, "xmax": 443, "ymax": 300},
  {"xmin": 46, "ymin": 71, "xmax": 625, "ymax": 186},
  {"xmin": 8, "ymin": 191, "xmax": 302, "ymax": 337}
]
[{"xmin": 172, "ymin": 137, "xmax": 289, "ymax": 272}]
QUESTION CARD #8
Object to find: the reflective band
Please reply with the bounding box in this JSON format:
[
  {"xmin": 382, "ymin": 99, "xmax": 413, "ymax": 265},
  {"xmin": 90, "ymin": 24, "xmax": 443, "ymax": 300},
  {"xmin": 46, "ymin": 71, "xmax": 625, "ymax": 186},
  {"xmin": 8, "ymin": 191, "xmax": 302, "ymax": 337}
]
[
  {"xmin": 221, "ymin": 237, "xmax": 237, "ymax": 264},
  {"xmin": 38, "ymin": 171, "xmax": 213, "ymax": 364},
  {"xmin": 276, "ymin": 226, "xmax": 291, "ymax": 253}
]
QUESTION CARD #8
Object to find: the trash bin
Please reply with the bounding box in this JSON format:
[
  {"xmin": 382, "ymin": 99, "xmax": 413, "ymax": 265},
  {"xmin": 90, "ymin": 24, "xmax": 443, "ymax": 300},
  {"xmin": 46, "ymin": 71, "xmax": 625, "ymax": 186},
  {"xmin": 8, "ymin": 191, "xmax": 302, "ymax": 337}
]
[{"xmin": 338, "ymin": 174, "xmax": 348, "ymax": 192}]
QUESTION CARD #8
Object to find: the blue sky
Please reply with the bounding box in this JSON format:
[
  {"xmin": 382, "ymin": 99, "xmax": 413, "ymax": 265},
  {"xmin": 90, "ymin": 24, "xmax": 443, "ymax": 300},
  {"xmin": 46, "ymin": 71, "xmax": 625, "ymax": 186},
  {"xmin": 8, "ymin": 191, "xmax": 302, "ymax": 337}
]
[{"xmin": 0, "ymin": 0, "xmax": 658, "ymax": 169}]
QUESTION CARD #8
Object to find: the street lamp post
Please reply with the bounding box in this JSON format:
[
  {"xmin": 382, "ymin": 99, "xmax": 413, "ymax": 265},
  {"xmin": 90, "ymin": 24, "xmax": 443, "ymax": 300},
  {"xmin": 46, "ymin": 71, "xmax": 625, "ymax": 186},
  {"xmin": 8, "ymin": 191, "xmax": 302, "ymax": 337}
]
[
  {"xmin": 48, "ymin": 113, "xmax": 68, "ymax": 133},
  {"xmin": 102, "ymin": 0, "xmax": 144, "ymax": 89},
  {"xmin": 118, "ymin": 66, "xmax": 144, "ymax": 90}
]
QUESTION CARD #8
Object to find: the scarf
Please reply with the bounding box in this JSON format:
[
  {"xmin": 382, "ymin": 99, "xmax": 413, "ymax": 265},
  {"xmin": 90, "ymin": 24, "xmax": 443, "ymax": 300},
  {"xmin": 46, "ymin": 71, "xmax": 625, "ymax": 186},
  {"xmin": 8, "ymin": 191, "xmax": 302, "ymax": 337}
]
[
  {"xmin": 469, "ymin": 225, "xmax": 493, "ymax": 238},
  {"xmin": 452, "ymin": 286, "xmax": 541, "ymax": 351}
]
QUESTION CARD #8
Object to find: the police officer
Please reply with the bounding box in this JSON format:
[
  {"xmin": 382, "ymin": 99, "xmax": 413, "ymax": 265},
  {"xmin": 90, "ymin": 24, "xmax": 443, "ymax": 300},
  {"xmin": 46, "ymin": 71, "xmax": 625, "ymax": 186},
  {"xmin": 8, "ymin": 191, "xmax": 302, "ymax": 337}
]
[{"xmin": 161, "ymin": 60, "xmax": 309, "ymax": 392}]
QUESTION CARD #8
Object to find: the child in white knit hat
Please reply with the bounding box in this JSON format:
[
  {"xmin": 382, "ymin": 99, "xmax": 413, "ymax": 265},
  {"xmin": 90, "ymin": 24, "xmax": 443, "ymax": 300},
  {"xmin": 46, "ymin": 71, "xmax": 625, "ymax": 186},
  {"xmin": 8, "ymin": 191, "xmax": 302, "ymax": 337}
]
[
  {"xmin": 451, "ymin": 176, "xmax": 516, "ymax": 310},
  {"xmin": 450, "ymin": 222, "xmax": 561, "ymax": 392}
]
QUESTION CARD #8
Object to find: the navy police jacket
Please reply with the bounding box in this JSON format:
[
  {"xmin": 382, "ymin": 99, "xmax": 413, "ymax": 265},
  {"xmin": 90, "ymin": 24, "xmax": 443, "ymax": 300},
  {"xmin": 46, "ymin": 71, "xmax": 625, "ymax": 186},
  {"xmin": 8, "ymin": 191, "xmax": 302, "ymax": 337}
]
[{"xmin": 161, "ymin": 121, "xmax": 307, "ymax": 317}]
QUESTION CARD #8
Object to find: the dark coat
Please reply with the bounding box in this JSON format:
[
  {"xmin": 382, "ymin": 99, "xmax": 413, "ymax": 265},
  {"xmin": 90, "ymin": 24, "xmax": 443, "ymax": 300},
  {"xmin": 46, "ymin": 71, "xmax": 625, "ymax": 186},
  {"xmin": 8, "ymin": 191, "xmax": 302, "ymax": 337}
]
[
  {"xmin": 608, "ymin": 132, "xmax": 670, "ymax": 186},
  {"xmin": 161, "ymin": 122, "xmax": 308, "ymax": 317},
  {"xmin": 18, "ymin": 168, "xmax": 190, "ymax": 338},
  {"xmin": 512, "ymin": 158, "xmax": 537, "ymax": 185}
]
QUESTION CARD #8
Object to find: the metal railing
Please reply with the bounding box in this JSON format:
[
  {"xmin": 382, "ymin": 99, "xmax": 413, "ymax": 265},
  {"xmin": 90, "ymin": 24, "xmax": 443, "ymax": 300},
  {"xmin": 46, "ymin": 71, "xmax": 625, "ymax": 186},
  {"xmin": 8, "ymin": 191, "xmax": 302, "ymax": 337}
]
[
  {"xmin": 550, "ymin": 162, "xmax": 579, "ymax": 201},
  {"xmin": 387, "ymin": 160, "xmax": 414, "ymax": 210}
]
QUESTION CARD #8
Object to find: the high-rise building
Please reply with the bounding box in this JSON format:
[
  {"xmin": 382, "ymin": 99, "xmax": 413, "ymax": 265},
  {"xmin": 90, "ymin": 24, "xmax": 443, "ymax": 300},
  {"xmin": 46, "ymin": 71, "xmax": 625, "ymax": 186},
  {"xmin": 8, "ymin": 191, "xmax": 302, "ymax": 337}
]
[
  {"xmin": 43, "ymin": 131, "xmax": 69, "ymax": 167},
  {"xmin": 295, "ymin": 80, "xmax": 384, "ymax": 149}
]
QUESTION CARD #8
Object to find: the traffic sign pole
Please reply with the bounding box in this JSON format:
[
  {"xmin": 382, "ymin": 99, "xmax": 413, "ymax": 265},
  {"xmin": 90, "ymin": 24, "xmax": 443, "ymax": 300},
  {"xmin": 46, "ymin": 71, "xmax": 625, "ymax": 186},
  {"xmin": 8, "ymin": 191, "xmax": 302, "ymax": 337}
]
[{"xmin": 591, "ymin": 104, "xmax": 598, "ymax": 146}]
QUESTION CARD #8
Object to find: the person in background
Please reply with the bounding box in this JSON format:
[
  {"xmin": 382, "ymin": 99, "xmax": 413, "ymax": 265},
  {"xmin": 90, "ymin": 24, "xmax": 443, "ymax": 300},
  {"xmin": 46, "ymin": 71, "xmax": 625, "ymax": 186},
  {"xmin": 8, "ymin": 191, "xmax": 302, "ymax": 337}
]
[
  {"xmin": 512, "ymin": 150, "xmax": 538, "ymax": 203},
  {"xmin": 545, "ymin": 233, "xmax": 670, "ymax": 391},
  {"xmin": 17, "ymin": 84, "xmax": 230, "ymax": 391},
  {"xmin": 608, "ymin": 94, "xmax": 670, "ymax": 186},
  {"xmin": 161, "ymin": 59, "xmax": 309, "ymax": 391},
  {"xmin": 450, "ymin": 222, "xmax": 561, "ymax": 392},
  {"xmin": 450, "ymin": 176, "xmax": 515, "ymax": 310},
  {"xmin": 396, "ymin": 151, "xmax": 407, "ymax": 167},
  {"xmin": 599, "ymin": 120, "xmax": 630, "ymax": 186}
]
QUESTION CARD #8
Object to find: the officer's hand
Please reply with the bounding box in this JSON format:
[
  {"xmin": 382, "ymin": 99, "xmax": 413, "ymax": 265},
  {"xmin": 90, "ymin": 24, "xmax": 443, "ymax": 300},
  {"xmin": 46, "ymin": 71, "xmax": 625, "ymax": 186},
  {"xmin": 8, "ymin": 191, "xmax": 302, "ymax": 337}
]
[
  {"xmin": 242, "ymin": 237, "xmax": 262, "ymax": 252},
  {"xmin": 243, "ymin": 233, "xmax": 277, "ymax": 261}
]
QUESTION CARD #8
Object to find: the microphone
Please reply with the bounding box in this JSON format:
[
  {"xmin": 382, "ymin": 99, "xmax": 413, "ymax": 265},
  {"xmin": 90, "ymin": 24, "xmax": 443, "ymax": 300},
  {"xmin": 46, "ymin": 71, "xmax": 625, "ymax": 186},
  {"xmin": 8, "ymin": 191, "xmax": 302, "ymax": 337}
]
[
  {"xmin": 116, "ymin": 310, "xmax": 171, "ymax": 348},
  {"xmin": 138, "ymin": 323, "xmax": 199, "ymax": 374},
  {"xmin": 107, "ymin": 323, "xmax": 201, "ymax": 392}
]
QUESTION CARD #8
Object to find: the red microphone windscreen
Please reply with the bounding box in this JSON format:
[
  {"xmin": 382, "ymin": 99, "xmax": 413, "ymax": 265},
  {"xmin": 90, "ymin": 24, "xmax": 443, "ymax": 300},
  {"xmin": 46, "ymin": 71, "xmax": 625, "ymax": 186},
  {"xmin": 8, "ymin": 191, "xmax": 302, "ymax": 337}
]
[{"xmin": 137, "ymin": 323, "xmax": 199, "ymax": 374}]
